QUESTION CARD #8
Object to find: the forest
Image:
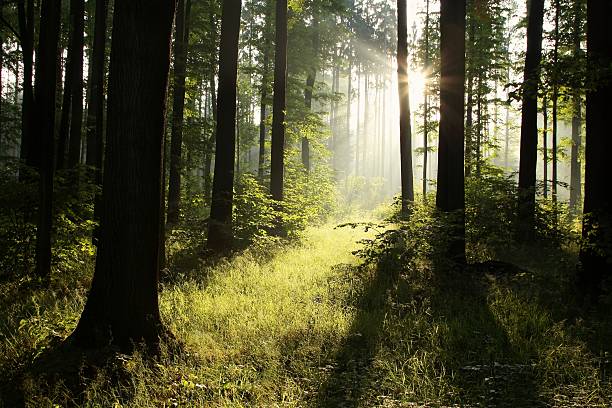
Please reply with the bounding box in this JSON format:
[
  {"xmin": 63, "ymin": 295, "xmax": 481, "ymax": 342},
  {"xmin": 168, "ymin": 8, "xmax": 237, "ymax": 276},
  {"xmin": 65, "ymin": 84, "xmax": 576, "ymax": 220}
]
[{"xmin": 0, "ymin": 0, "xmax": 610, "ymax": 406}]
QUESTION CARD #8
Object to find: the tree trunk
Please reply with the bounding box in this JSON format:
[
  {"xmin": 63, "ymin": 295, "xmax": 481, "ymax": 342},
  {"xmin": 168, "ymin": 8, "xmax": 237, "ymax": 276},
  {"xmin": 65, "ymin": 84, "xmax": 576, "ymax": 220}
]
[
  {"xmin": 569, "ymin": 0, "xmax": 582, "ymax": 214},
  {"xmin": 67, "ymin": 0, "xmax": 85, "ymax": 169},
  {"xmin": 436, "ymin": 0, "xmax": 466, "ymax": 261},
  {"xmin": 71, "ymin": 0, "xmax": 176, "ymax": 351},
  {"xmin": 17, "ymin": 0, "xmax": 36, "ymax": 174},
  {"xmin": 578, "ymin": 0, "xmax": 612, "ymax": 299},
  {"xmin": 258, "ymin": 0, "xmax": 271, "ymax": 182},
  {"xmin": 270, "ymin": 0, "xmax": 287, "ymax": 201},
  {"xmin": 397, "ymin": 0, "xmax": 415, "ymax": 214},
  {"xmin": 33, "ymin": 0, "xmax": 62, "ymax": 282},
  {"xmin": 204, "ymin": 73, "xmax": 216, "ymax": 203},
  {"xmin": 57, "ymin": 40, "xmax": 74, "ymax": 171},
  {"xmin": 167, "ymin": 0, "xmax": 191, "ymax": 226},
  {"xmin": 517, "ymin": 0, "xmax": 545, "ymax": 240},
  {"xmin": 464, "ymin": 13, "xmax": 475, "ymax": 177},
  {"xmin": 543, "ymin": 94, "xmax": 548, "ymax": 198},
  {"xmin": 207, "ymin": 0, "xmax": 241, "ymax": 251},
  {"xmin": 551, "ymin": 0, "xmax": 559, "ymax": 205},
  {"xmin": 302, "ymin": 15, "xmax": 319, "ymax": 173},
  {"xmin": 85, "ymin": 0, "xmax": 108, "ymax": 190},
  {"xmin": 423, "ymin": 0, "xmax": 430, "ymax": 199}
]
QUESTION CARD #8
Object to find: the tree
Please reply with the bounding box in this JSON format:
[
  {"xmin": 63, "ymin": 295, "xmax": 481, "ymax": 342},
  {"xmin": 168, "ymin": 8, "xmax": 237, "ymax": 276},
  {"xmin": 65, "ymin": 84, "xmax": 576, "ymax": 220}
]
[
  {"xmin": 85, "ymin": 0, "xmax": 108, "ymax": 189},
  {"xmin": 397, "ymin": 0, "xmax": 414, "ymax": 214},
  {"xmin": 167, "ymin": 0, "xmax": 192, "ymax": 226},
  {"xmin": 578, "ymin": 0, "xmax": 612, "ymax": 299},
  {"xmin": 71, "ymin": 0, "xmax": 177, "ymax": 350},
  {"xmin": 16, "ymin": 0, "xmax": 35, "ymax": 175},
  {"xmin": 436, "ymin": 0, "xmax": 466, "ymax": 261},
  {"xmin": 258, "ymin": 0, "xmax": 272, "ymax": 181},
  {"xmin": 569, "ymin": 0, "xmax": 584, "ymax": 214},
  {"xmin": 270, "ymin": 0, "xmax": 287, "ymax": 201},
  {"xmin": 32, "ymin": 0, "xmax": 62, "ymax": 281},
  {"xmin": 517, "ymin": 0, "xmax": 545, "ymax": 240},
  {"xmin": 66, "ymin": 0, "xmax": 84, "ymax": 169},
  {"xmin": 207, "ymin": 0, "xmax": 242, "ymax": 251}
]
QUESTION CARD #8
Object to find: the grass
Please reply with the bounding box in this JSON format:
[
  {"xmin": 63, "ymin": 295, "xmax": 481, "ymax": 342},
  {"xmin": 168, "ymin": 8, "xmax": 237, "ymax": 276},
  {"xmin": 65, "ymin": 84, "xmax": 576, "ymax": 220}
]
[{"xmin": 0, "ymin": 218, "xmax": 611, "ymax": 407}]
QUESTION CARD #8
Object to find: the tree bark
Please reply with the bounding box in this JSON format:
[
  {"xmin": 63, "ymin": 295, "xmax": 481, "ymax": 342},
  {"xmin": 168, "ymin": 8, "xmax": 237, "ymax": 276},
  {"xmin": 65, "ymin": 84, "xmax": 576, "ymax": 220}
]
[
  {"xmin": 258, "ymin": 0, "xmax": 272, "ymax": 182},
  {"xmin": 207, "ymin": 0, "xmax": 241, "ymax": 251},
  {"xmin": 517, "ymin": 0, "xmax": 545, "ymax": 241},
  {"xmin": 270, "ymin": 0, "xmax": 287, "ymax": 201},
  {"xmin": 397, "ymin": 0, "xmax": 415, "ymax": 214},
  {"xmin": 578, "ymin": 0, "xmax": 612, "ymax": 299},
  {"xmin": 33, "ymin": 0, "xmax": 62, "ymax": 281},
  {"xmin": 71, "ymin": 0, "xmax": 176, "ymax": 350},
  {"xmin": 436, "ymin": 0, "xmax": 466, "ymax": 261}
]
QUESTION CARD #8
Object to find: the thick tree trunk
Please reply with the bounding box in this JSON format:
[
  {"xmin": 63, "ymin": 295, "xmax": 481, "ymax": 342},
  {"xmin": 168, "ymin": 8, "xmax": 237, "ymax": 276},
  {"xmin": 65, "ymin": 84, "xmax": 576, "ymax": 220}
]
[
  {"xmin": 33, "ymin": 0, "xmax": 62, "ymax": 281},
  {"xmin": 578, "ymin": 0, "xmax": 612, "ymax": 299},
  {"xmin": 167, "ymin": 0, "xmax": 191, "ymax": 226},
  {"xmin": 66, "ymin": 0, "xmax": 84, "ymax": 169},
  {"xmin": 517, "ymin": 0, "xmax": 545, "ymax": 240},
  {"xmin": 70, "ymin": 0, "xmax": 176, "ymax": 350},
  {"xmin": 207, "ymin": 0, "xmax": 241, "ymax": 251},
  {"xmin": 436, "ymin": 0, "xmax": 466, "ymax": 261},
  {"xmin": 270, "ymin": 0, "xmax": 287, "ymax": 201},
  {"xmin": 397, "ymin": 0, "xmax": 415, "ymax": 214}
]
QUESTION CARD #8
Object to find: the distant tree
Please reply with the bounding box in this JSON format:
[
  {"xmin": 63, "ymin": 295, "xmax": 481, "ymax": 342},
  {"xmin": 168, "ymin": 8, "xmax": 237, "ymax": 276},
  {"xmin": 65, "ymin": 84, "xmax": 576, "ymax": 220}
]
[
  {"xmin": 270, "ymin": 0, "xmax": 287, "ymax": 201},
  {"xmin": 207, "ymin": 0, "xmax": 242, "ymax": 251},
  {"xmin": 167, "ymin": 0, "xmax": 192, "ymax": 227},
  {"xmin": 436, "ymin": 0, "xmax": 466, "ymax": 262},
  {"xmin": 71, "ymin": 0, "xmax": 176, "ymax": 350},
  {"xmin": 397, "ymin": 0, "xmax": 414, "ymax": 214},
  {"xmin": 32, "ymin": 0, "xmax": 62, "ymax": 282},
  {"xmin": 578, "ymin": 0, "xmax": 612, "ymax": 300},
  {"xmin": 517, "ymin": 0, "xmax": 545, "ymax": 240}
]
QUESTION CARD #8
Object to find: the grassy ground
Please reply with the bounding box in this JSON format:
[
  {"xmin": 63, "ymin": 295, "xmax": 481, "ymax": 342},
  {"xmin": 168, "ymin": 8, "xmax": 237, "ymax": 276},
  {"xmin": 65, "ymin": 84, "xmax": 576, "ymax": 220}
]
[{"xmin": 0, "ymin": 220, "xmax": 611, "ymax": 407}]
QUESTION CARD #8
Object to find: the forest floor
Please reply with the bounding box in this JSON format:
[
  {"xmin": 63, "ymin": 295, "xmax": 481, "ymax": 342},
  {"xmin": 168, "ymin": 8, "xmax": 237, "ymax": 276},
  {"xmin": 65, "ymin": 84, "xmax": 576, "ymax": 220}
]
[{"xmin": 1, "ymin": 218, "xmax": 611, "ymax": 407}]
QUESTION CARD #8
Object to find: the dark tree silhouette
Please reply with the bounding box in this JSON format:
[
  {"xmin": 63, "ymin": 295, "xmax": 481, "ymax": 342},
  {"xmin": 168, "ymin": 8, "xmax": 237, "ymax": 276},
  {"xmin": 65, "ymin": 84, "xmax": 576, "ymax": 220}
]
[
  {"xmin": 207, "ymin": 0, "xmax": 242, "ymax": 251},
  {"xmin": 436, "ymin": 0, "xmax": 466, "ymax": 261},
  {"xmin": 397, "ymin": 0, "xmax": 415, "ymax": 214},
  {"xmin": 32, "ymin": 0, "xmax": 62, "ymax": 281},
  {"xmin": 578, "ymin": 0, "xmax": 612, "ymax": 299},
  {"xmin": 71, "ymin": 0, "xmax": 177, "ymax": 350},
  {"xmin": 270, "ymin": 0, "xmax": 288, "ymax": 201},
  {"xmin": 517, "ymin": 0, "xmax": 545, "ymax": 240}
]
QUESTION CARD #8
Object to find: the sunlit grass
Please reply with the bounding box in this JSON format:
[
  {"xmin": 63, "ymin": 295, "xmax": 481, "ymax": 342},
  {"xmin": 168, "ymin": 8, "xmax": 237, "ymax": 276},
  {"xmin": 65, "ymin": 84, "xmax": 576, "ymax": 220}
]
[{"xmin": 1, "ymin": 219, "xmax": 610, "ymax": 407}]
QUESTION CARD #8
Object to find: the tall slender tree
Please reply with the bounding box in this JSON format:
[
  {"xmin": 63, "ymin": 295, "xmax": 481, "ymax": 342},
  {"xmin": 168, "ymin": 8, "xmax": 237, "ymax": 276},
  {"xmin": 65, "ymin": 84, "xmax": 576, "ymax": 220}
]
[
  {"xmin": 32, "ymin": 0, "xmax": 62, "ymax": 281},
  {"xmin": 66, "ymin": 0, "xmax": 84, "ymax": 169},
  {"xmin": 270, "ymin": 0, "xmax": 288, "ymax": 201},
  {"xmin": 397, "ymin": 0, "xmax": 415, "ymax": 214},
  {"xmin": 517, "ymin": 0, "xmax": 545, "ymax": 240},
  {"xmin": 207, "ymin": 0, "xmax": 242, "ymax": 251},
  {"xmin": 85, "ymin": 0, "xmax": 108, "ymax": 189},
  {"xmin": 167, "ymin": 0, "xmax": 192, "ymax": 226},
  {"xmin": 569, "ymin": 0, "xmax": 583, "ymax": 214},
  {"xmin": 436, "ymin": 0, "xmax": 466, "ymax": 261},
  {"xmin": 70, "ymin": 0, "xmax": 177, "ymax": 350},
  {"xmin": 17, "ymin": 0, "xmax": 36, "ymax": 175}
]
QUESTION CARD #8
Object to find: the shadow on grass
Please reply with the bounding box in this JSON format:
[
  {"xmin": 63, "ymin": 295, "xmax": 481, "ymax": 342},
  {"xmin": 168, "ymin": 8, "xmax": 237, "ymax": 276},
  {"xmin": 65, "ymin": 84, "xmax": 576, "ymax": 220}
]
[
  {"xmin": 314, "ymin": 263, "xmax": 396, "ymax": 407},
  {"xmin": 314, "ymin": 255, "xmax": 546, "ymax": 407}
]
